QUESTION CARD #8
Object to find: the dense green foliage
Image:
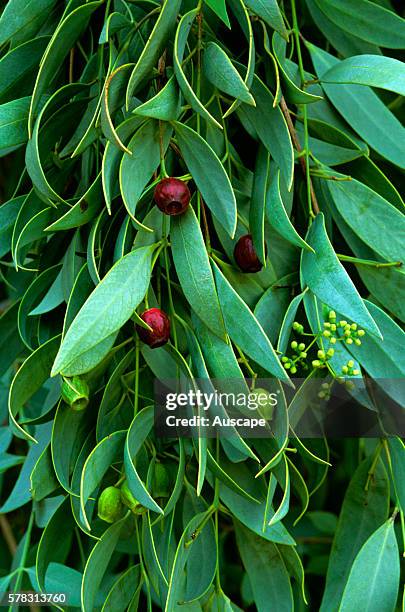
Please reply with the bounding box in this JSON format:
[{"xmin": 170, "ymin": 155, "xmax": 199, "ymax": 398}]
[{"xmin": 0, "ymin": 0, "xmax": 404, "ymax": 610}]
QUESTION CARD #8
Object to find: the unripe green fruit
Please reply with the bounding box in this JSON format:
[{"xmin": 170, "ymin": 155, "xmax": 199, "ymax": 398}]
[
  {"xmin": 120, "ymin": 481, "xmax": 146, "ymax": 514},
  {"xmin": 61, "ymin": 376, "xmax": 89, "ymax": 411},
  {"xmin": 98, "ymin": 486, "xmax": 123, "ymax": 523},
  {"xmin": 152, "ymin": 463, "xmax": 170, "ymax": 499},
  {"xmin": 251, "ymin": 388, "xmax": 275, "ymax": 420}
]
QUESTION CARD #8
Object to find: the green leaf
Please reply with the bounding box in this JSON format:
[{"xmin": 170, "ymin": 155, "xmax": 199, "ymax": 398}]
[
  {"xmin": 308, "ymin": 44, "xmax": 405, "ymax": 169},
  {"xmin": 320, "ymin": 458, "xmax": 389, "ymax": 611},
  {"xmin": 165, "ymin": 510, "xmax": 215, "ymax": 611},
  {"xmin": 120, "ymin": 120, "xmax": 171, "ymax": 222},
  {"xmin": 267, "ymin": 169, "xmax": 313, "ymax": 252},
  {"xmin": 204, "ymin": 0, "xmax": 230, "ymax": 27},
  {"xmin": 237, "ymin": 74, "xmax": 294, "ymax": 190},
  {"xmin": 134, "ymin": 76, "xmax": 181, "ymax": 121},
  {"xmin": 173, "ymin": 122, "xmax": 237, "ymax": 237},
  {"xmin": 316, "ymin": 0, "xmax": 405, "ymax": 48},
  {"xmin": 339, "ymin": 520, "xmax": 400, "ymax": 612},
  {"xmin": 244, "ymin": 0, "xmax": 288, "ymax": 40},
  {"xmin": 254, "ymin": 283, "xmax": 290, "ymax": 345},
  {"xmin": 51, "ymin": 246, "xmax": 154, "ymax": 376},
  {"xmin": 0, "ymin": 96, "xmax": 31, "ymax": 157},
  {"xmin": 9, "ymin": 336, "xmax": 61, "ymax": 442},
  {"xmin": 0, "ymin": 36, "xmax": 50, "ymax": 105},
  {"xmin": 29, "ymin": 2, "xmax": 103, "ymax": 131},
  {"xmin": 126, "ymin": 0, "xmax": 182, "ymax": 105},
  {"xmin": 301, "ymin": 214, "xmax": 381, "ymax": 338},
  {"xmin": 356, "ymin": 265, "xmax": 405, "ymax": 324},
  {"xmin": 235, "ymin": 522, "xmax": 294, "ymax": 611},
  {"xmin": 102, "ymin": 116, "xmax": 144, "ymax": 213},
  {"xmin": 124, "ymin": 406, "xmax": 163, "ymax": 514},
  {"xmin": 36, "ymin": 497, "xmax": 75, "ymax": 590},
  {"xmin": 0, "ymin": 302, "xmax": 25, "ymax": 377},
  {"xmin": 346, "ymin": 300, "xmax": 405, "ymax": 406},
  {"xmin": 80, "ymin": 431, "xmax": 126, "ymax": 530},
  {"xmin": 171, "ymin": 206, "xmax": 226, "ymax": 338},
  {"xmin": 45, "ymin": 173, "xmax": 103, "ymax": 232},
  {"xmin": 249, "ymin": 145, "xmax": 269, "ymax": 265},
  {"xmin": 321, "ymin": 55, "xmax": 405, "ymax": 96},
  {"xmin": 102, "ymin": 566, "xmax": 142, "ymax": 612},
  {"xmin": 326, "ymin": 178, "xmax": 405, "ymax": 263},
  {"xmin": 203, "ymin": 42, "xmax": 255, "ymax": 106},
  {"xmin": 0, "ymin": 0, "xmax": 57, "ymax": 45},
  {"xmin": 0, "ymin": 195, "xmax": 25, "ymax": 257},
  {"xmin": 272, "ymin": 33, "xmax": 323, "ymax": 104},
  {"xmin": 82, "ymin": 516, "xmax": 130, "ymax": 612},
  {"xmin": 212, "ymin": 261, "xmax": 291, "ymax": 381},
  {"xmin": 174, "ymin": 9, "xmax": 222, "ymax": 129}
]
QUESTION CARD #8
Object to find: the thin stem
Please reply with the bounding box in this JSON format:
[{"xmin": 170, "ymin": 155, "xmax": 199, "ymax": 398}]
[
  {"xmin": 338, "ymin": 254, "xmax": 402, "ymax": 268},
  {"xmin": 162, "ymin": 217, "xmax": 178, "ymax": 348},
  {"xmin": 134, "ymin": 335, "xmax": 140, "ymax": 415}
]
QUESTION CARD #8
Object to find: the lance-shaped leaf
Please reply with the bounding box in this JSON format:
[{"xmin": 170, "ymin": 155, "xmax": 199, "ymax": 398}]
[
  {"xmin": 212, "ymin": 260, "xmax": 290, "ymax": 381},
  {"xmin": 80, "ymin": 430, "xmax": 126, "ymax": 530},
  {"xmin": 308, "ymin": 44, "xmax": 405, "ymax": 169},
  {"xmin": 250, "ymin": 145, "xmax": 269, "ymax": 265},
  {"xmin": 0, "ymin": 0, "xmax": 57, "ymax": 45},
  {"xmin": 204, "ymin": 0, "xmax": 230, "ymax": 27},
  {"xmin": 51, "ymin": 245, "xmax": 155, "ymax": 376},
  {"xmin": 339, "ymin": 520, "xmax": 400, "ymax": 612},
  {"xmin": 387, "ymin": 438, "xmax": 405, "ymax": 512},
  {"xmin": 237, "ymin": 74, "xmax": 294, "ymax": 190},
  {"xmin": 244, "ymin": 0, "xmax": 288, "ymax": 40},
  {"xmin": 134, "ymin": 76, "xmax": 181, "ymax": 121},
  {"xmin": 320, "ymin": 458, "xmax": 389, "ymax": 611},
  {"xmin": 0, "ymin": 96, "xmax": 31, "ymax": 157},
  {"xmin": 173, "ymin": 122, "xmax": 237, "ymax": 237},
  {"xmin": 124, "ymin": 406, "xmax": 163, "ymax": 514},
  {"xmin": 315, "ymin": 0, "xmax": 405, "ymax": 49},
  {"xmin": 321, "ymin": 55, "xmax": 405, "ymax": 97},
  {"xmin": 203, "ymin": 42, "xmax": 255, "ymax": 106},
  {"xmin": 126, "ymin": 0, "xmax": 182, "ymax": 105},
  {"xmin": 9, "ymin": 335, "xmax": 61, "ymax": 443},
  {"xmin": 120, "ymin": 120, "xmax": 171, "ymax": 222},
  {"xmin": 0, "ymin": 37, "xmax": 50, "ymax": 105},
  {"xmin": 325, "ymin": 177, "xmax": 405, "ymax": 263},
  {"xmin": 235, "ymin": 523, "xmax": 294, "ymax": 611},
  {"xmin": 28, "ymin": 1, "xmax": 103, "ymax": 131},
  {"xmin": 171, "ymin": 207, "xmax": 226, "ymax": 338},
  {"xmin": 174, "ymin": 9, "xmax": 222, "ymax": 129},
  {"xmin": 267, "ymin": 169, "xmax": 313, "ymax": 252},
  {"xmin": 301, "ymin": 214, "xmax": 381, "ymax": 338},
  {"xmin": 82, "ymin": 515, "xmax": 130, "ymax": 612}
]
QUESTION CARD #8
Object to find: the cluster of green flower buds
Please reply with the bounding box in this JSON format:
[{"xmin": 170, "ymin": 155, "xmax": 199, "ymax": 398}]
[
  {"xmin": 281, "ymin": 309, "xmax": 365, "ymax": 377},
  {"xmin": 61, "ymin": 376, "xmax": 89, "ymax": 411},
  {"xmin": 318, "ymin": 381, "xmax": 332, "ymax": 401},
  {"xmin": 322, "ymin": 311, "xmax": 365, "ymax": 347},
  {"xmin": 341, "ymin": 359, "xmax": 360, "ymax": 377},
  {"xmin": 282, "ymin": 340, "xmax": 309, "ymax": 374},
  {"xmin": 312, "ymin": 347, "xmax": 335, "ymax": 369}
]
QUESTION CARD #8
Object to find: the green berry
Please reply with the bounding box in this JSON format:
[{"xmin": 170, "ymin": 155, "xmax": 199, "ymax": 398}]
[
  {"xmin": 291, "ymin": 341, "xmax": 298, "ymax": 350},
  {"xmin": 330, "ymin": 324, "xmax": 337, "ymax": 332},
  {"xmin": 300, "ymin": 351, "xmax": 307, "ymax": 358},
  {"xmin": 352, "ymin": 369, "xmax": 360, "ymax": 376},
  {"xmin": 298, "ymin": 343, "xmax": 305, "ymax": 351},
  {"xmin": 290, "ymin": 366, "xmax": 297, "ymax": 374},
  {"xmin": 312, "ymin": 360, "xmax": 321, "ymax": 368},
  {"xmin": 281, "ymin": 356, "xmax": 288, "ymax": 363},
  {"xmin": 344, "ymin": 330, "xmax": 351, "ymax": 337},
  {"xmin": 358, "ymin": 329, "xmax": 365, "ymax": 337},
  {"xmin": 346, "ymin": 338, "xmax": 353, "ymax": 344},
  {"xmin": 317, "ymin": 350, "xmax": 325, "ymax": 359},
  {"xmin": 339, "ymin": 320, "xmax": 347, "ymax": 327},
  {"xmin": 98, "ymin": 486, "xmax": 123, "ymax": 523},
  {"xmin": 323, "ymin": 322, "xmax": 331, "ymax": 328},
  {"xmin": 351, "ymin": 323, "xmax": 357, "ymax": 330},
  {"xmin": 327, "ymin": 348, "xmax": 335, "ymax": 357},
  {"xmin": 284, "ymin": 362, "xmax": 291, "ymax": 369},
  {"xmin": 342, "ymin": 365, "xmax": 349, "ymax": 374},
  {"xmin": 347, "ymin": 360, "xmax": 354, "ymax": 368},
  {"xmin": 323, "ymin": 330, "xmax": 331, "ymax": 338},
  {"xmin": 329, "ymin": 310, "xmax": 336, "ymax": 320},
  {"xmin": 330, "ymin": 337, "xmax": 337, "ymax": 345},
  {"xmin": 355, "ymin": 338, "xmax": 362, "ymax": 346},
  {"xmin": 318, "ymin": 391, "xmax": 326, "ymax": 399},
  {"xmin": 293, "ymin": 322, "xmax": 300, "ymax": 330}
]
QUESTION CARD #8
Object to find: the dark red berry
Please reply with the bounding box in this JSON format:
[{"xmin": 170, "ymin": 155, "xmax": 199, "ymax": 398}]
[
  {"xmin": 234, "ymin": 234, "xmax": 263, "ymax": 273},
  {"xmin": 154, "ymin": 178, "xmax": 191, "ymax": 216},
  {"xmin": 136, "ymin": 308, "xmax": 170, "ymax": 348}
]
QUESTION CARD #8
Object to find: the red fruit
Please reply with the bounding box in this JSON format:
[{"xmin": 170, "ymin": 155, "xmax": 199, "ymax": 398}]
[
  {"xmin": 136, "ymin": 308, "xmax": 170, "ymax": 348},
  {"xmin": 234, "ymin": 234, "xmax": 263, "ymax": 273},
  {"xmin": 154, "ymin": 177, "xmax": 191, "ymax": 216}
]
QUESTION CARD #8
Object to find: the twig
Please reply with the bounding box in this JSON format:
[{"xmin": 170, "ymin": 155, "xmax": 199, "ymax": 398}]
[
  {"xmin": 0, "ymin": 514, "xmax": 17, "ymax": 554},
  {"xmin": 280, "ymin": 96, "xmax": 320, "ymax": 215}
]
